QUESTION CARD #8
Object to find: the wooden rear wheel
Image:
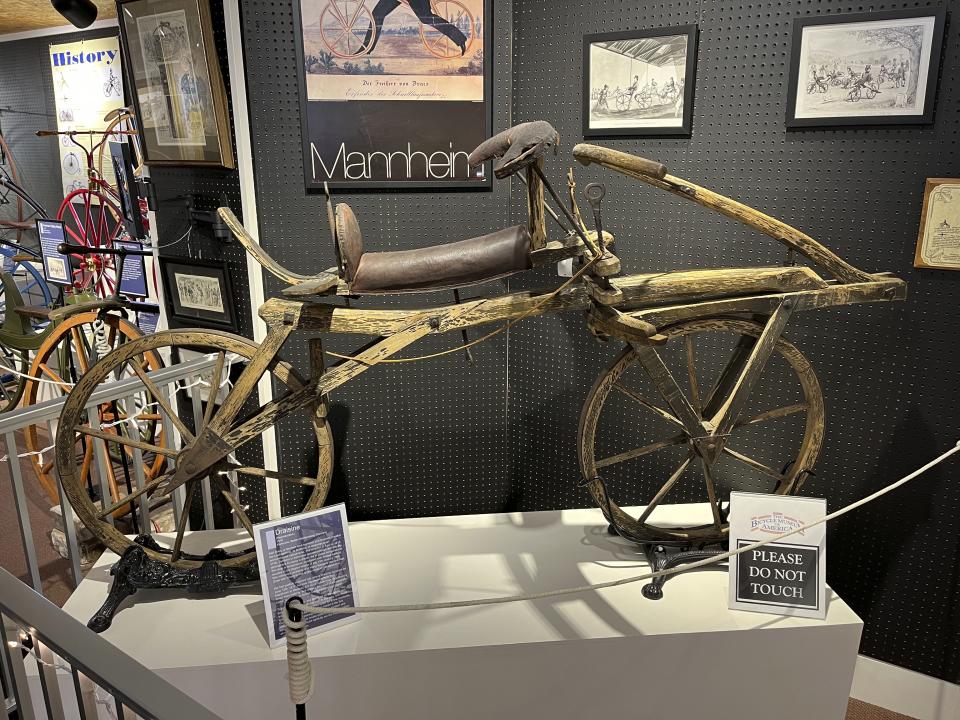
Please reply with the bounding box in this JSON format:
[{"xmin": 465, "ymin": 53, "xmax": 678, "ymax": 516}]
[
  {"xmin": 55, "ymin": 329, "xmax": 334, "ymax": 569},
  {"xmin": 23, "ymin": 312, "xmax": 163, "ymax": 510},
  {"xmin": 578, "ymin": 318, "xmax": 824, "ymax": 544}
]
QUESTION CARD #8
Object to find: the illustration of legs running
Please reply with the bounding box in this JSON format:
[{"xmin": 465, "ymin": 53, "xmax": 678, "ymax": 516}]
[
  {"xmin": 408, "ymin": 0, "xmax": 468, "ymax": 54},
  {"xmin": 362, "ymin": 0, "xmax": 401, "ymax": 54}
]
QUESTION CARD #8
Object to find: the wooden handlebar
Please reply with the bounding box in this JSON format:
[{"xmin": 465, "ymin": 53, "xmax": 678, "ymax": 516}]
[{"xmin": 572, "ymin": 144, "xmax": 668, "ymax": 180}]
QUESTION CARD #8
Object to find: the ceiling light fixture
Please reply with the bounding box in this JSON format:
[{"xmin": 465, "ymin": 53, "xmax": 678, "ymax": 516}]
[{"xmin": 51, "ymin": 0, "xmax": 99, "ymax": 29}]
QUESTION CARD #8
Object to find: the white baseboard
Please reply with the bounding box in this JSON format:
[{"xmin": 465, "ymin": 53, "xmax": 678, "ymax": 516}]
[{"xmin": 851, "ymin": 655, "xmax": 959, "ymax": 720}]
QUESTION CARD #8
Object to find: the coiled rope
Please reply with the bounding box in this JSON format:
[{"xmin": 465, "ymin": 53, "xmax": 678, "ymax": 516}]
[{"xmin": 282, "ymin": 441, "xmax": 960, "ymax": 705}]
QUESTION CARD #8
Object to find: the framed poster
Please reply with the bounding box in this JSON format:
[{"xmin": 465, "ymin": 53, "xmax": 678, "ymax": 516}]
[
  {"xmin": 117, "ymin": 0, "xmax": 235, "ymax": 168},
  {"xmin": 786, "ymin": 8, "xmax": 945, "ymax": 128},
  {"xmin": 583, "ymin": 25, "xmax": 698, "ymax": 138},
  {"xmin": 914, "ymin": 178, "xmax": 960, "ymax": 270},
  {"xmin": 294, "ymin": 0, "xmax": 492, "ymax": 189},
  {"xmin": 159, "ymin": 257, "xmax": 237, "ymax": 330},
  {"xmin": 49, "ymin": 36, "xmax": 125, "ymax": 196}
]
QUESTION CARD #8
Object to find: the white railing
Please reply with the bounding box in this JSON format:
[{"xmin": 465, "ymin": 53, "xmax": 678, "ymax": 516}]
[
  {"xmin": 0, "ymin": 355, "xmax": 229, "ymax": 718},
  {"xmin": 0, "ymin": 565, "xmax": 224, "ymax": 719}
]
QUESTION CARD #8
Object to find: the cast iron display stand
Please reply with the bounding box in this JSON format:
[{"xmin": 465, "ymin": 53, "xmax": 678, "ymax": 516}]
[
  {"xmin": 87, "ymin": 535, "xmax": 260, "ymax": 633},
  {"xmin": 606, "ymin": 524, "xmax": 727, "ymax": 599}
]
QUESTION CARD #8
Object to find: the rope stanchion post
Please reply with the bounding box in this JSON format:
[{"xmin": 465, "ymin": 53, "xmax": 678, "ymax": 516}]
[{"xmin": 284, "ymin": 596, "xmax": 311, "ymax": 720}]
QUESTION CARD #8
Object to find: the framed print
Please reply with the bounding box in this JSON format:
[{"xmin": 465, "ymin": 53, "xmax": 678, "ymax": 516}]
[
  {"xmin": 583, "ymin": 25, "xmax": 698, "ymax": 138},
  {"xmin": 117, "ymin": 0, "xmax": 235, "ymax": 168},
  {"xmin": 786, "ymin": 8, "xmax": 946, "ymax": 128},
  {"xmin": 294, "ymin": 0, "xmax": 492, "ymax": 190},
  {"xmin": 159, "ymin": 257, "xmax": 237, "ymax": 330},
  {"xmin": 914, "ymin": 178, "xmax": 960, "ymax": 270}
]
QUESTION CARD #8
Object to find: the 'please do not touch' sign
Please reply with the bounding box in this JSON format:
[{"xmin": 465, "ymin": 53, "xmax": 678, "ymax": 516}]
[{"xmin": 728, "ymin": 492, "xmax": 827, "ymax": 620}]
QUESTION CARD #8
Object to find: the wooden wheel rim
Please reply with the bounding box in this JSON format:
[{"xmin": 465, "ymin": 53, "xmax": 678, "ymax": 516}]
[
  {"xmin": 578, "ymin": 317, "xmax": 824, "ymax": 543},
  {"xmin": 0, "ymin": 346, "xmax": 28, "ymax": 413},
  {"xmin": 23, "ymin": 312, "xmax": 162, "ymax": 507},
  {"xmin": 55, "ymin": 329, "xmax": 334, "ymax": 569},
  {"xmin": 319, "ymin": 2, "xmax": 376, "ymax": 59}
]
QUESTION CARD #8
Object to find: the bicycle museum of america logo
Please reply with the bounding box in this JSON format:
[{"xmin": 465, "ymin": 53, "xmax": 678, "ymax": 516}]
[
  {"xmin": 749, "ymin": 512, "xmax": 805, "ymax": 535},
  {"xmin": 51, "ymin": 49, "xmax": 119, "ymax": 67}
]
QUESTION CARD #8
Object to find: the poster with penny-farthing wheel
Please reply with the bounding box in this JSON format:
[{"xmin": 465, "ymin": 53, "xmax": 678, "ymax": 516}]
[{"xmin": 295, "ymin": 0, "xmax": 492, "ymax": 189}]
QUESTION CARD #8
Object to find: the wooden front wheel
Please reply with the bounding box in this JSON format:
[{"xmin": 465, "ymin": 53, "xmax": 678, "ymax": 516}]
[
  {"xmin": 578, "ymin": 318, "xmax": 824, "ymax": 544},
  {"xmin": 23, "ymin": 312, "xmax": 163, "ymax": 509},
  {"xmin": 319, "ymin": 1, "xmax": 376, "ymax": 59},
  {"xmin": 55, "ymin": 329, "xmax": 334, "ymax": 569}
]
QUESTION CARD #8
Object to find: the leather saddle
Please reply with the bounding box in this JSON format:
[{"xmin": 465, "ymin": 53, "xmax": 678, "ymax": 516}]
[
  {"xmin": 326, "ymin": 121, "xmax": 560, "ymax": 296},
  {"xmin": 336, "ymin": 203, "xmax": 531, "ymax": 295}
]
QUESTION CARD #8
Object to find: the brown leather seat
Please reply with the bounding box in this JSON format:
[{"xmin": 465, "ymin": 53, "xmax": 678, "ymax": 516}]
[{"xmin": 337, "ymin": 203, "xmax": 532, "ymax": 295}]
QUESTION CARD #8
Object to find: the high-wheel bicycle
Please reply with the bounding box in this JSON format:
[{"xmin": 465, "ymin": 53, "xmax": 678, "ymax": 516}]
[{"xmin": 51, "ymin": 121, "xmax": 906, "ymax": 630}]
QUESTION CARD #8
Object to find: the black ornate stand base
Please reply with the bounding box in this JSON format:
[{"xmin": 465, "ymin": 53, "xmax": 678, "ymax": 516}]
[
  {"xmin": 88, "ymin": 534, "xmax": 260, "ymax": 633},
  {"xmin": 604, "ymin": 524, "xmax": 727, "ymax": 600}
]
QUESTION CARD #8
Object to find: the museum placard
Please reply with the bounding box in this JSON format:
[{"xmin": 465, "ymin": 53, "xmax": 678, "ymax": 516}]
[
  {"xmin": 728, "ymin": 492, "xmax": 826, "ymax": 620},
  {"xmin": 254, "ymin": 504, "xmax": 359, "ymax": 647}
]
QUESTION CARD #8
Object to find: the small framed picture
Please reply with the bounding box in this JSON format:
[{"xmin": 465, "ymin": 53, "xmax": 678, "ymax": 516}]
[
  {"xmin": 583, "ymin": 25, "xmax": 698, "ymax": 138},
  {"xmin": 159, "ymin": 257, "xmax": 237, "ymax": 330},
  {"xmin": 117, "ymin": 0, "xmax": 235, "ymax": 168},
  {"xmin": 914, "ymin": 178, "xmax": 960, "ymax": 270},
  {"xmin": 786, "ymin": 8, "xmax": 946, "ymax": 128}
]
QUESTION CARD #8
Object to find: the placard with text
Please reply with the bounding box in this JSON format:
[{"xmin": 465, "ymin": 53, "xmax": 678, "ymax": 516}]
[
  {"xmin": 254, "ymin": 504, "xmax": 359, "ymax": 647},
  {"xmin": 728, "ymin": 492, "xmax": 826, "ymax": 620}
]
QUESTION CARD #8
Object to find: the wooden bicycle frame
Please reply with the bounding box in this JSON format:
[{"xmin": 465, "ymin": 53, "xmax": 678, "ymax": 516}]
[{"xmin": 163, "ymin": 145, "xmax": 907, "ymax": 499}]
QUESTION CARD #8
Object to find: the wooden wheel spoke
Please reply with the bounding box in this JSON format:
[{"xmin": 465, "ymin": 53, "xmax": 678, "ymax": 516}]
[
  {"xmin": 698, "ymin": 459, "xmax": 724, "ymax": 530},
  {"xmin": 612, "ymin": 383, "xmax": 683, "ymax": 428},
  {"xmin": 735, "ymin": 403, "xmax": 808, "ymax": 428},
  {"xmin": 127, "ymin": 360, "xmax": 194, "ymax": 442},
  {"xmin": 219, "ymin": 462, "xmax": 317, "ymax": 487},
  {"xmin": 220, "ymin": 490, "xmax": 254, "ymax": 539},
  {"xmin": 684, "ymin": 335, "xmax": 701, "ymax": 415},
  {"xmin": 37, "ymin": 362, "xmax": 73, "ymax": 394},
  {"xmin": 75, "ymin": 424, "xmax": 177, "ymax": 458},
  {"xmin": 637, "ymin": 453, "xmax": 694, "ymax": 525},
  {"xmin": 201, "ymin": 351, "xmax": 226, "ymax": 429},
  {"xmin": 97, "ymin": 471, "xmax": 172, "ymax": 519},
  {"xmin": 722, "ymin": 446, "xmax": 786, "ymax": 482},
  {"xmin": 70, "ymin": 328, "xmax": 90, "ymax": 373},
  {"xmin": 711, "ymin": 302, "xmax": 793, "ymax": 434},
  {"xmin": 170, "ymin": 480, "xmax": 199, "ymax": 561},
  {"xmin": 596, "ymin": 434, "xmax": 686, "ymax": 469}
]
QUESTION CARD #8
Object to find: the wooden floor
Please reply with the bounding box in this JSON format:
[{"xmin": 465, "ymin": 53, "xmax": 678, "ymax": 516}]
[{"xmin": 847, "ymin": 699, "xmax": 916, "ymax": 719}]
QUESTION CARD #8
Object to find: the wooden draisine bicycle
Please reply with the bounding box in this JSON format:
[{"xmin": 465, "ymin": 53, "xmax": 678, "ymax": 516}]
[{"xmin": 52, "ymin": 121, "xmax": 906, "ymax": 630}]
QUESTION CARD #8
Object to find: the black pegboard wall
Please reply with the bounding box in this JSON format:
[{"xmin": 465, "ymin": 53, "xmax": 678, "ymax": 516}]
[
  {"xmin": 240, "ymin": 0, "xmax": 517, "ymax": 520},
  {"xmin": 148, "ymin": 0, "xmax": 267, "ymax": 520},
  {"xmin": 511, "ymin": 0, "xmax": 959, "ymax": 682}
]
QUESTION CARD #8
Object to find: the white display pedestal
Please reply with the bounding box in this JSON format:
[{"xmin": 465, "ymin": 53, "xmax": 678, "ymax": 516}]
[{"xmin": 53, "ymin": 505, "xmax": 862, "ymax": 720}]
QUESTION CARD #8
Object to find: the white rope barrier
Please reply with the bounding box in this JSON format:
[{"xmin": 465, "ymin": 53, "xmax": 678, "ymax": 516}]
[{"xmin": 282, "ymin": 441, "xmax": 960, "ymax": 705}]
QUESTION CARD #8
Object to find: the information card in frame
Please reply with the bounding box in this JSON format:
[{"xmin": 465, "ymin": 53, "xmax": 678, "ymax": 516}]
[
  {"xmin": 254, "ymin": 504, "xmax": 359, "ymax": 647},
  {"xmin": 914, "ymin": 178, "xmax": 960, "ymax": 270},
  {"xmin": 728, "ymin": 492, "xmax": 826, "ymax": 620}
]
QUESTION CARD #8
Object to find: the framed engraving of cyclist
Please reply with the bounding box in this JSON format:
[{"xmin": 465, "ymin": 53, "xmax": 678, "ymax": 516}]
[
  {"xmin": 582, "ymin": 26, "xmax": 698, "ymax": 138},
  {"xmin": 785, "ymin": 8, "xmax": 946, "ymax": 128},
  {"xmin": 294, "ymin": 0, "xmax": 492, "ymax": 189},
  {"xmin": 117, "ymin": 0, "xmax": 235, "ymax": 168}
]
